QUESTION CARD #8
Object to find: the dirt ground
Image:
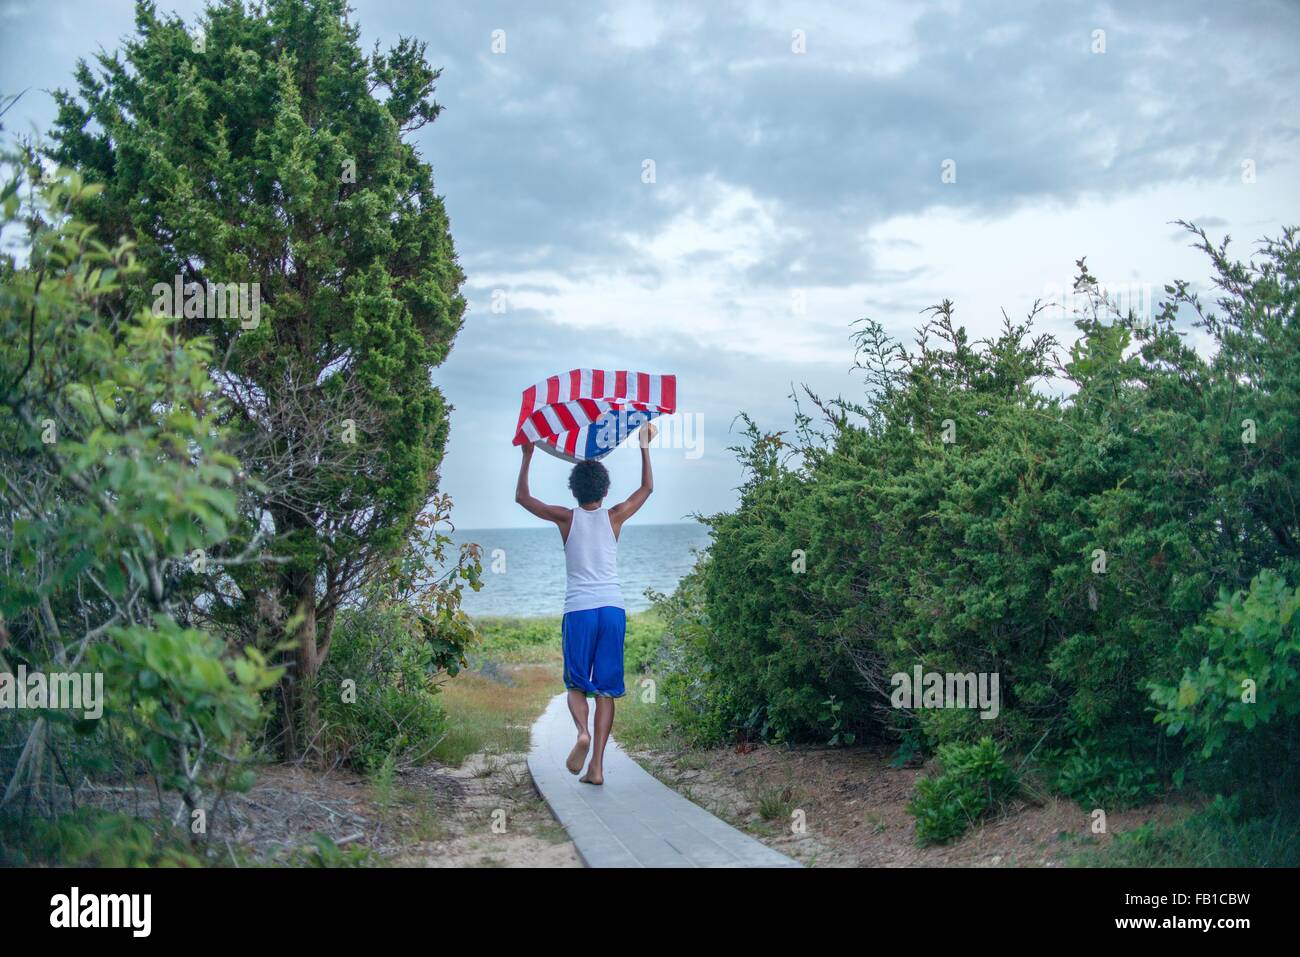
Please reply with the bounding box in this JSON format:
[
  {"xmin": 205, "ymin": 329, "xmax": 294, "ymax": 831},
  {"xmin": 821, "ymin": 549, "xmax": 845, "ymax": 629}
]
[
  {"xmin": 65, "ymin": 750, "xmax": 578, "ymax": 867},
  {"xmin": 52, "ymin": 654, "xmax": 580, "ymax": 868},
  {"xmin": 216, "ymin": 753, "xmax": 580, "ymax": 868},
  {"xmin": 64, "ymin": 732, "xmax": 1189, "ymax": 869},
  {"xmin": 629, "ymin": 743, "xmax": 1196, "ymax": 867},
  {"xmin": 384, "ymin": 752, "xmax": 579, "ymax": 868},
  {"xmin": 206, "ymin": 656, "xmax": 580, "ymax": 867}
]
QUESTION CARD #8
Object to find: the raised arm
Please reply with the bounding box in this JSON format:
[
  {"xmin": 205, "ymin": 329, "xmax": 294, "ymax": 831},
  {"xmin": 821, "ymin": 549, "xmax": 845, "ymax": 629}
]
[
  {"xmin": 610, "ymin": 422, "xmax": 655, "ymax": 536},
  {"xmin": 515, "ymin": 443, "xmax": 572, "ymax": 525}
]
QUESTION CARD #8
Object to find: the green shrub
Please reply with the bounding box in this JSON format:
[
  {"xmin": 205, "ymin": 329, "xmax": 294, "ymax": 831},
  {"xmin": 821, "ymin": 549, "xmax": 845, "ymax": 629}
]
[
  {"xmin": 818, "ymin": 695, "xmax": 856, "ymax": 746},
  {"xmin": 1077, "ymin": 795, "xmax": 1300, "ymax": 868},
  {"xmin": 0, "ymin": 808, "xmax": 203, "ymax": 867},
  {"xmin": 624, "ymin": 611, "xmax": 667, "ymax": 675},
  {"xmin": 907, "ymin": 737, "xmax": 1019, "ymax": 845},
  {"xmin": 1045, "ymin": 741, "xmax": 1162, "ymax": 811},
  {"xmin": 317, "ymin": 604, "xmax": 448, "ymax": 773},
  {"xmin": 91, "ymin": 617, "xmax": 280, "ymax": 818},
  {"xmin": 651, "ymin": 566, "xmax": 738, "ymax": 747},
  {"xmin": 1151, "ymin": 568, "xmax": 1300, "ymax": 807},
  {"xmin": 0, "ymin": 156, "xmax": 267, "ymax": 826},
  {"xmin": 657, "ymin": 225, "xmax": 1300, "ymax": 822}
]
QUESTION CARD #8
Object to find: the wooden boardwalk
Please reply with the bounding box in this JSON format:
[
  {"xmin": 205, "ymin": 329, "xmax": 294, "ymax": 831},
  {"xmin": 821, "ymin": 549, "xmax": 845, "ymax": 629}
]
[{"xmin": 527, "ymin": 692, "xmax": 802, "ymax": 868}]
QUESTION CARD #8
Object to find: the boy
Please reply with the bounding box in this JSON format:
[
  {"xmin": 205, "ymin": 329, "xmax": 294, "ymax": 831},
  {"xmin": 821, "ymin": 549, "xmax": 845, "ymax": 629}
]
[{"xmin": 514, "ymin": 422, "xmax": 656, "ymax": 785}]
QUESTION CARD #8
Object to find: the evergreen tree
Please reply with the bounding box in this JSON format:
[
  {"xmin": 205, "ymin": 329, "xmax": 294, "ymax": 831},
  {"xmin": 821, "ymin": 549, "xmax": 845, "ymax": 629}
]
[{"xmin": 48, "ymin": 0, "xmax": 467, "ymax": 758}]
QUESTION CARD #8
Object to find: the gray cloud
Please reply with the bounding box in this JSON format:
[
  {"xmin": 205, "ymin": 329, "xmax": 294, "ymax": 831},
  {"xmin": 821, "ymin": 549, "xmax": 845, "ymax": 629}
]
[{"xmin": 2, "ymin": 0, "xmax": 1297, "ymax": 525}]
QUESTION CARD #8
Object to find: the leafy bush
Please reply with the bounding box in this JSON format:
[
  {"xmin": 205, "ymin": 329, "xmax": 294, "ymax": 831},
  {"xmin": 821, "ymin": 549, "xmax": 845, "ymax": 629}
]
[
  {"xmin": 1150, "ymin": 568, "xmax": 1300, "ymax": 806},
  {"xmin": 317, "ymin": 604, "xmax": 448, "ymax": 772},
  {"xmin": 624, "ymin": 610, "xmax": 666, "ymax": 675},
  {"xmin": 818, "ymin": 695, "xmax": 857, "ymax": 746},
  {"xmin": 0, "ymin": 808, "xmax": 203, "ymax": 868},
  {"xmin": 907, "ymin": 737, "xmax": 1019, "ymax": 845},
  {"xmin": 91, "ymin": 618, "xmax": 279, "ymax": 819},
  {"xmin": 651, "ymin": 565, "xmax": 739, "ymax": 747},
  {"xmin": 1044, "ymin": 741, "xmax": 1162, "ymax": 811},
  {"xmin": 0, "ymin": 154, "xmax": 267, "ymax": 830},
  {"xmin": 1077, "ymin": 795, "xmax": 1300, "ymax": 868},
  {"xmin": 659, "ymin": 226, "xmax": 1300, "ymax": 821}
]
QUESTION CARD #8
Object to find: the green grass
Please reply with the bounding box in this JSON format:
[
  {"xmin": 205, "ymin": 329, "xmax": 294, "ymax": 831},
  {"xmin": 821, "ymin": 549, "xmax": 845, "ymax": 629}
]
[
  {"xmin": 433, "ymin": 661, "xmax": 562, "ymax": 764},
  {"xmin": 469, "ymin": 616, "xmax": 564, "ymax": 664},
  {"xmin": 623, "ymin": 610, "xmax": 668, "ymax": 673},
  {"xmin": 605, "ymin": 673, "xmax": 687, "ymax": 752},
  {"xmin": 433, "ymin": 612, "xmax": 670, "ymax": 765},
  {"xmin": 752, "ymin": 783, "xmax": 803, "ymax": 822},
  {"xmin": 1072, "ymin": 798, "xmax": 1300, "ymax": 868},
  {"xmin": 470, "ymin": 610, "xmax": 665, "ymax": 670},
  {"xmin": 430, "ymin": 616, "xmax": 567, "ymax": 763}
]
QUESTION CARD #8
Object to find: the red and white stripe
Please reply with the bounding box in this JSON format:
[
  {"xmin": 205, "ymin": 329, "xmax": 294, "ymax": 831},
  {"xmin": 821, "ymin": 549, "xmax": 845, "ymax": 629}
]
[{"xmin": 512, "ymin": 368, "xmax": 677, "ymax": 460}]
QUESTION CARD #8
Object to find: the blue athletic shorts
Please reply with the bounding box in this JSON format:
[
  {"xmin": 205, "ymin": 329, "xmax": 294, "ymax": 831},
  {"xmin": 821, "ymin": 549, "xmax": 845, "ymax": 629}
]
[{"xmin": 562, "ymin": 605, "xmax": 626, "ymax": 698}]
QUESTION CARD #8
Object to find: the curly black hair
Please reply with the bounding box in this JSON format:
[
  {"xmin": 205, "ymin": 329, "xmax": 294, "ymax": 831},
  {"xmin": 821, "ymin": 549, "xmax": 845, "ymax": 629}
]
[{"xmin": 568, "ymin": 459, "xmax": 611, "ymax": 505}]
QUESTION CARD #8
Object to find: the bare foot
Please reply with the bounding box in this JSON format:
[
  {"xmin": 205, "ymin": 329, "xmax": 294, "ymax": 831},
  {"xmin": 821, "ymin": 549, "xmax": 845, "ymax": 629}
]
[
  {"xmin": 579, "ymin": 767, "xmax": 604, "ymax": 786},
  {"xmin": 566, "ymin": 733, "xmax": 591, "ymax": 775}
]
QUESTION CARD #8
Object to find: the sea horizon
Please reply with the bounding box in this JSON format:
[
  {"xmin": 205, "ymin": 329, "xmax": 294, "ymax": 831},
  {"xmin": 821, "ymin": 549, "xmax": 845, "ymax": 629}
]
[
  {"xmin": 452, "ymin": 519, "xmax": 703, "ymax": 534},
  {"xmin": 443, "ymin": 521, "xmax": 711, "ymax": 618}
]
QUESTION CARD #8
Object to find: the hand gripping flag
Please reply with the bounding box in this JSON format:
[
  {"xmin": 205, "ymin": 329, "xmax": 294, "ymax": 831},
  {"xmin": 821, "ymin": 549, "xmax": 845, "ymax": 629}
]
[{"xmin": 512, "ymin": 369, "xmax": 677, "ymax": 463}]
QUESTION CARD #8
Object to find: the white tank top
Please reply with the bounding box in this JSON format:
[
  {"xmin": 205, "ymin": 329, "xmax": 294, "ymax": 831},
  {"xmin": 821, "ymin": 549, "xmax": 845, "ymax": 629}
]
[{"xmin": 563, "ymin": 507, "xmax": 624, "ymax": 614}]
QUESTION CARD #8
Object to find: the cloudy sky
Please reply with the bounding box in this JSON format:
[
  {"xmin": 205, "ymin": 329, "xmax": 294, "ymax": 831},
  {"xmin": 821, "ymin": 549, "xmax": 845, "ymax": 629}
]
[{"xmin": 3, "ymin": 0, "xmax": 1298, "ymax": 528}]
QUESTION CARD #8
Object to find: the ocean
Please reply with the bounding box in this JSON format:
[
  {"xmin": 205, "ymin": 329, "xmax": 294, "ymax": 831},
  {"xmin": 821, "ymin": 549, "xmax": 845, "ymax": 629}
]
[{"xmin": 446, "ymin": 522, "xmax": 711, "ymax": 618}]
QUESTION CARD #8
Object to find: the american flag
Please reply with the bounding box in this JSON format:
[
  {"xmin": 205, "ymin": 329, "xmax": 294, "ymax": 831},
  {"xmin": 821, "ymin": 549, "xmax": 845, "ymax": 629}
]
[{"xmin": 512, "ymin": 369, "xmax": 677, "ymax": 463}]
